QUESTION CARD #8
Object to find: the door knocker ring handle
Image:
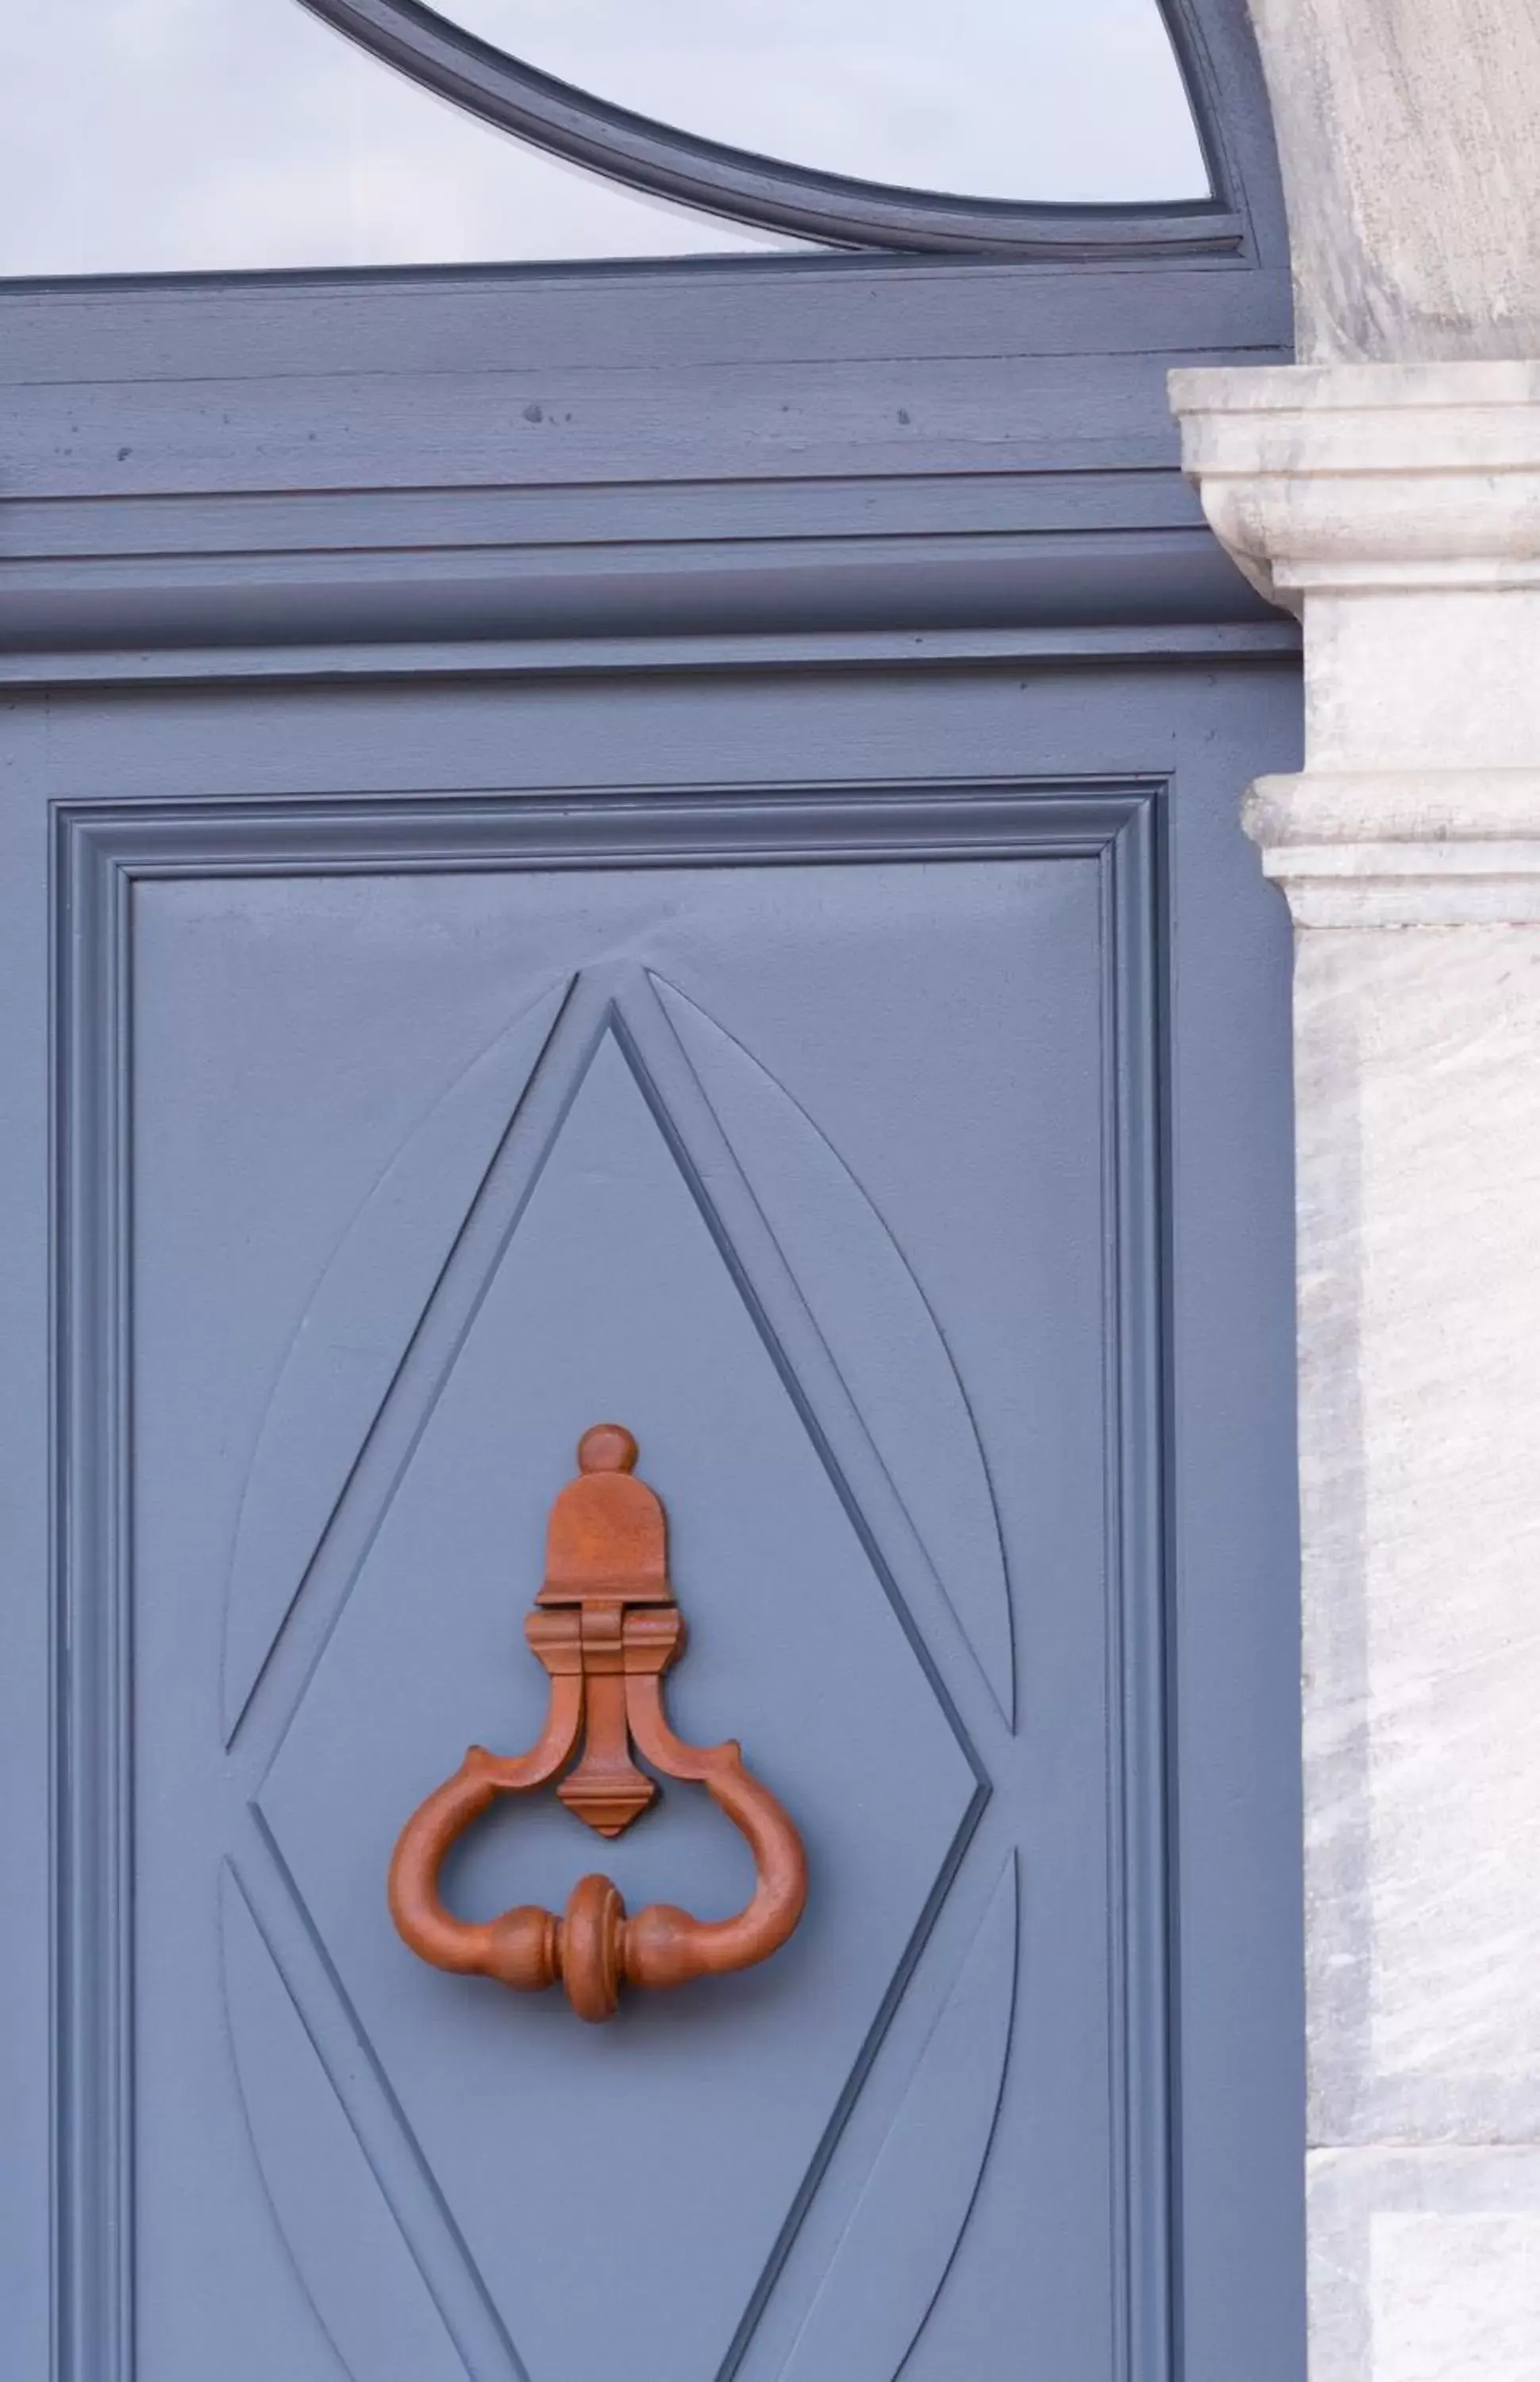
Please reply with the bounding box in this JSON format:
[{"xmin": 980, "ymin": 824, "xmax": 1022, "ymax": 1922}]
[{"xmin": 387, "ymin": 1425, "xmax": 808, "ymax": 2022}]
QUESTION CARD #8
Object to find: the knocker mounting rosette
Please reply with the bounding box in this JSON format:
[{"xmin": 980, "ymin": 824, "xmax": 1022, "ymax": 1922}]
[{"xmin": 388, "ymin": 1425, "xmax": 807, "ymax": 2022}]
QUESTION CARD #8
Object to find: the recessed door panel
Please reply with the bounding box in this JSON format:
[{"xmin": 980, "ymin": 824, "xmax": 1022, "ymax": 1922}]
[{"xmin": 121, "ymin": 824, "xmax": 1134, "ymax": 2382}]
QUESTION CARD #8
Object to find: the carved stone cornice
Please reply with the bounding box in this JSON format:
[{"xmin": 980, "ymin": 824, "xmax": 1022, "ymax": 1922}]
[{"xmin": 1171, "ymin": 361, "xmax": 1540, "ymax": 923}]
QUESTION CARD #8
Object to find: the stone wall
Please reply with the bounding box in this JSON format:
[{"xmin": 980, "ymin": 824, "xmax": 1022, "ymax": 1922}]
[{"xmin": 1174, "ymin": 10, "xmax": 1540, "ymax": 2366}]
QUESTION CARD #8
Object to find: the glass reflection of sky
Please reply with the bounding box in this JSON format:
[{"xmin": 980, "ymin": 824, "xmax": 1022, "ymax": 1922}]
[
  {"xmin": 451, "ymin": 0, "xmax": 1207, "ymax": 205},
  {"xmin": 1, "ymin": 0, "xmax": 1205, "ymax": 279}
]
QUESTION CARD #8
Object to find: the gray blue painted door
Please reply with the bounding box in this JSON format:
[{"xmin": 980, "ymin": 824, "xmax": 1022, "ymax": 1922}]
[
  {"xmin": 144, "ymin": 850, "xmax": 1085, "ymax": 2382},
  {"xmin": 19, "ymin": 637, "xmax": 1303, "ymax": 2382},
  {"xmin": 137, "ymin": 834, "xmax": 1127, "ymax": 2382},
  {"xmin": 1, "ymin": 28, "xmax": 1304, "ymax": 2353}
]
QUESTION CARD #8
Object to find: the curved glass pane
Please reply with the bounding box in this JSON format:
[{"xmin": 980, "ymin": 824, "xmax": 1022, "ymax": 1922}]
[
  {"xmin": 0, "ymin": 0, "xmax": 795, "ymax": 279},
  {"xmin": 447, "ymin": 0, "xmax": 1210, "ymax": 204}
]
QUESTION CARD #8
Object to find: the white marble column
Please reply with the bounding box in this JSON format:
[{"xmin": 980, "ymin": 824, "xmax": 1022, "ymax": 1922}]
[{"xmin": 1171, "ymin": 364, "xmax": 1540, "ymax": 2380}]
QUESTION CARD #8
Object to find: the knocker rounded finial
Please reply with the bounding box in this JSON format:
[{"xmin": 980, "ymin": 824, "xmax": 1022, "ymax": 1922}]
[
  {"xmin": 575, "ymin": 1420, "xmax": 637, "ymax": 1472},
  {"xmin": 387, "ymin": 1427, "xmax": 807, "ymax": 2022}
]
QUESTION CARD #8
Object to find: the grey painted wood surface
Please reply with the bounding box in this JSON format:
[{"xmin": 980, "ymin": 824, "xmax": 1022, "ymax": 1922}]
[
  {"xmin": 0, "ymin": 69, "xmax": 1301, "ymax": 2368},
  {"xmin": 2, "ymin": 658, "xmax": 1303, "ymax": 2382},
  {"xmin": 0, "ymin": 246, "xmax": 1295, "ymax": 685}
]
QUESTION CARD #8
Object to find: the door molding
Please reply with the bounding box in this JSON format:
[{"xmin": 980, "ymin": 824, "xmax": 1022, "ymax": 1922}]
[
  {"xmin": 0, "ymin": 240, "xmax": 1297, "ymax": 695},
  {"xmin": 53, "ymin": 773, "xmax": 1173, "ymax": 2382}
]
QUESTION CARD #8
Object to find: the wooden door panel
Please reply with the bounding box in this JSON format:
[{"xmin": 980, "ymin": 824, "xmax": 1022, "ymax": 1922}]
[
  {"xmin": 39, "ymin": 649, "xmax": 1302, "ymax": 2380},
  {"xmin": 114, "ymin": 815, "xmax": 1126, "ymax": 2382}
]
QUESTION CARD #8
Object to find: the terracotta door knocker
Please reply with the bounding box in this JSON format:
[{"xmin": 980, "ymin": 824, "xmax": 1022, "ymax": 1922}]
[{"xmin": 387, "ymin": 1425, "xmax": 807, "ymax": 2022}]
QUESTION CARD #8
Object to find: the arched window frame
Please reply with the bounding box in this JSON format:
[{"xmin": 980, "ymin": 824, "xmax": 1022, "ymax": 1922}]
[{"xmin": 298, "ymin": 0, "xmax": 1287, "ymax": 264}]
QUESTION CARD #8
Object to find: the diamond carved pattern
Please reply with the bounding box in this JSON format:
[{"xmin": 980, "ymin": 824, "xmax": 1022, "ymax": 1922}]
[{"xmin": 229, "ymin": 976, "xmax": 991, "ymax": 2382}]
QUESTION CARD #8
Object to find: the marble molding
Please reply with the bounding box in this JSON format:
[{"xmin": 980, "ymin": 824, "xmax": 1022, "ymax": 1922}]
[
  {"xmin": 1172, "ymin": 361, "xmax": 1540, "ymax": 2380},
  {"xmin": 1173, "ymin": 364, "xmax": 1540, "ymax": 927}
]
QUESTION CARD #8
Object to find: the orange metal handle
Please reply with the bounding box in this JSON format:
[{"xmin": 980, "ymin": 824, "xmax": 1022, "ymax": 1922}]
[{"xmin": 387, "ymin": 1426, "xmax": 807, "ymax": 2022}]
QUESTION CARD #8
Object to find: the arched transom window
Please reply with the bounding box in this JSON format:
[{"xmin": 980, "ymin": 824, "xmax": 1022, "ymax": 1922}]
[{"xmin": 3, "ymin": 0, "xmax": 1222, "ymax": 274}]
